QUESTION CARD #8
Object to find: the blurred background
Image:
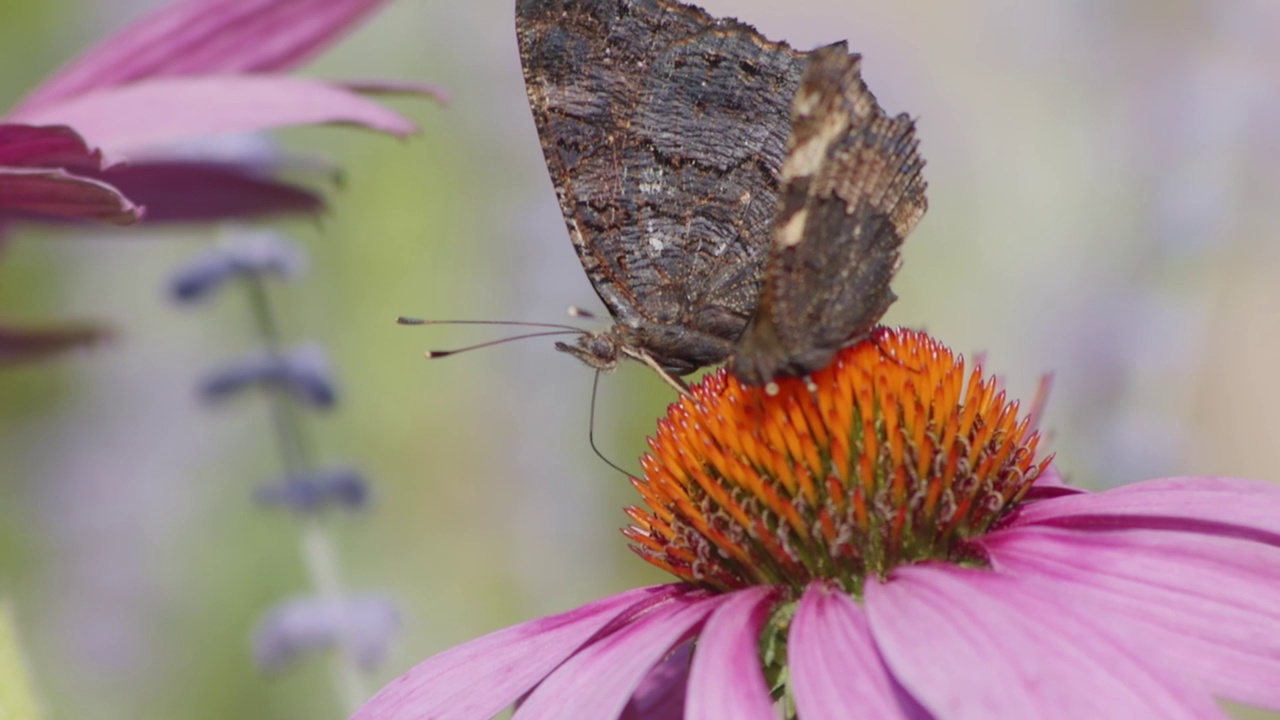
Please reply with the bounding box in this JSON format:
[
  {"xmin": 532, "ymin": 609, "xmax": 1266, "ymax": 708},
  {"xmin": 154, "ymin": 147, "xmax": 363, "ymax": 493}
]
[{"xmin": 1, "ymin": 0, "xmax": 1278, "ymax": 718}]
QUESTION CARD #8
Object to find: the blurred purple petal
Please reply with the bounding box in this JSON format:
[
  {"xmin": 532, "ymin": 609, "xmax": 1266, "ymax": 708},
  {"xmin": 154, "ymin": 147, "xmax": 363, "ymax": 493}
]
[
  {"xmin": 355, "ymin": 585, "xmax": 686, "ymax": 720},
  {"xmin": 866, "ymin": 565, "xmax": 1226, "ymax": 720},
  {"xmin": 0, "ymin": 322, "xmax": 109, "ymax": 364},
  {"xmin": 516, "ymin": 591, "xmax": 726, "ymax": 720},
  {"xmin": 104, "ymin": 161, "xmax": 322, "ymax": 223},
  {"xmin": 0, "ymin": 167, "xmax": 141, "ymax": 224},
  {"xmin": 984, "ymin": 525, "xmax": 1280, "ymax": 707},
  {"xmin": 12, "ymin": 76, "xmax": 418, "ymax": 154},
  {"xmin": 14, "ymin": 0, "xmax": 391, "ymax": 114},
  {"xmin": 790, "ymin": 583, "xmax": 925, "ymax": 720},
  {"xmin": 0, "ymin": 124, "xmax": 107, "ymax": 168},
  {"xmin": 685, "ymin": 586, "xmax": 776, "ymax": 720},
  {"xmin": 340, "ymin": 79, "xmax": 452, "ymax": 104},
  {"xmin": 619, "ymin": 643, "xmax": 692, "ymax": 720}
]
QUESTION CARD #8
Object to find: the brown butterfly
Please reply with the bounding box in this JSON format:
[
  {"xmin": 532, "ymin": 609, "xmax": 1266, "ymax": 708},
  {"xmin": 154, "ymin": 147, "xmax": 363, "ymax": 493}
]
[{"xmin": 517, "ymin": 0, "xmax": 926, "ymax": 390}]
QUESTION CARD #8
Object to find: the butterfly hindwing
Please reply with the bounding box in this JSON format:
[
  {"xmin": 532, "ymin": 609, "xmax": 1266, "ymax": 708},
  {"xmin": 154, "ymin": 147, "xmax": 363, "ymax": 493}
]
[{"xmin": 730, "ymin": 46, "xmax": 928, "ymax": 385}]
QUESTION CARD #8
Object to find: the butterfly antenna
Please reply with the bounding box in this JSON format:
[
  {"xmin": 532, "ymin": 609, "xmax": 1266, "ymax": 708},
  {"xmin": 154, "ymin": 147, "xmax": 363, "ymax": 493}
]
[
  {"xmin": 588, "ymin": 369, "xmax": 631, "ymax": 478},
  {"xmin": 397, "ymin": 317, "xmax": 584, "ymax": 332},
  {"xmin": 422, "ymin": 330, "xmax": 583, "ymax": 359}
]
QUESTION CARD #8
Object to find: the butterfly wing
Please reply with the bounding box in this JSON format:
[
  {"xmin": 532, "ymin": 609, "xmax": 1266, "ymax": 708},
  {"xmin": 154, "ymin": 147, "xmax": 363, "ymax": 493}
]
[
  {"xmin": 730, "ymin": 46, "xmax": 928, "ymax": 385},
  {"xmin": 517, "ymin": 0, "xmax": 818, "ymax": 370}
]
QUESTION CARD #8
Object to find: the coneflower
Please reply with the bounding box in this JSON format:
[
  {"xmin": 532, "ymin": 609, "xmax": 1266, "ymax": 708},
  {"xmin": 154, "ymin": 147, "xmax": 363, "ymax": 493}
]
[{"xmin": 357, "ymin": 328, "xmax": 1280, "ymax": 719}]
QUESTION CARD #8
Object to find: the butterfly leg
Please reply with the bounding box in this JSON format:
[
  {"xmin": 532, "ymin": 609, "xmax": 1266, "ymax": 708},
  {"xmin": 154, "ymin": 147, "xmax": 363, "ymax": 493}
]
[{"xmin": 629, "ymin": 349, "xmax": 694, "ymax": 398}]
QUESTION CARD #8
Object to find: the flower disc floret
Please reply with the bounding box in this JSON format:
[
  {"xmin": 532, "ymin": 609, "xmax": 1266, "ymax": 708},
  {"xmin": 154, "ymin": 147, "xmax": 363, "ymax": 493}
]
[{"xmin": 625, "ymin": 327, "xmax": 1052, "ymax": 593}]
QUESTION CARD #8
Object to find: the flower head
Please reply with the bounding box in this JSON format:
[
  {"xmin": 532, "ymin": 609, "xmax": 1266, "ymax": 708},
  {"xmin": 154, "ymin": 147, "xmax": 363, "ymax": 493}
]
[
  {"xmin": 357, "ymin": 329, "xmax": 1280, "ymax": 719},
  {"xmin": 627, "ymin": 327, "xmax": 1050, "ymax": 594}
]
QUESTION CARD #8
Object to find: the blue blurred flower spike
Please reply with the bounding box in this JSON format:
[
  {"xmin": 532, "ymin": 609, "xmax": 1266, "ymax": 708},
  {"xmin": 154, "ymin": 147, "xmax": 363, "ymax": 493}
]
[
  {"xmin": 255, "ymin": 467, "xmax": 369, "ymax": 512},
  {"xmin": 200, "ymin": 343, "xmax": 336, "ymax": 408},
  {"xmin": 170, "ymin": 233, "xmax": 304, "ymax": 303},
  {"xmin": 253, "ymin": 594, "xmax": 401, "ymax": 672}
]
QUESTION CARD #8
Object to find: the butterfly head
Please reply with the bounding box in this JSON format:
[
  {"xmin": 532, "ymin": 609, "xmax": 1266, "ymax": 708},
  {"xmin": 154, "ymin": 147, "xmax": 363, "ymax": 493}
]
[{"xmin": 554, "ymin": 330, "xmax": 620, "ymax": 373}]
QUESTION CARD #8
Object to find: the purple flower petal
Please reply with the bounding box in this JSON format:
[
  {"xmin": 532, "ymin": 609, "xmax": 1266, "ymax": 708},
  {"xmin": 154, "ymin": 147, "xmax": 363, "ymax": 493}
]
[
  {"xmin": 12, "ymin": 76, "xmax": 418, "ymax": 154},
  {"xmin": 790, "ymin": 583, "xmax": 927, "ymax": 720},
  {"xmin": 353, "ymin": 585, "xmax": 686, "ymax": 720},
  {"xmin": 1008, "ymin": 476, "xmax": 1280, "ymax": 542},
  {"xmin": 14, "ymin": 0, "xmax": 391, "ymax": 114},
  {"xmin": 982, "ymin": 525, "xmax": 1280, "ymax": 708},
  {"xmin": 866, "ymin": 564, "xmax": 1227, "ymax": 719},
  {"xmin": 0, "ymin": 124, "xmax": 107, "ymax": 169},
  {"xmin": 0, "ymin": 167, "xmax": 140, "ymax": 223},
  {"xmin": 620, "ymin": 643, "xmax": 692, "ymax": 720},
  {"xmin": 339, "ymin": 79, "xmax": 452, "ymax": 105},
  {"xmin": 0, "ymin": 322, "xmax": 108, "ymax": 364},
  {"xmin": 100, "ymin": 161, "xmax": 323, "ymax": 222},
  {"xmin": 684, "ymin": 586, "xmax": 777, "ymax": 720},
  {"xmin": 514, "ymin": 590, "xmax": 729, "ymax": 720}
]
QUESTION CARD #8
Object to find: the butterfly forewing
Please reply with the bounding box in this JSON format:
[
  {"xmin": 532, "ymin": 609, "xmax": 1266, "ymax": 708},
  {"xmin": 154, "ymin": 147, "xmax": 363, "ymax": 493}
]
[{"xmin": 516, "ymin": 0, "xmax": 819, "ymax": 374}]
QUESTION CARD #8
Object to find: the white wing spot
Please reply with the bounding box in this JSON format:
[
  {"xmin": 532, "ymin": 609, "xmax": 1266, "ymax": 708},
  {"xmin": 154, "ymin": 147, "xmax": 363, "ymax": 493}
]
[{"xmin": 777, "ymin": 209, "xmax": 809, "ymax": 247}]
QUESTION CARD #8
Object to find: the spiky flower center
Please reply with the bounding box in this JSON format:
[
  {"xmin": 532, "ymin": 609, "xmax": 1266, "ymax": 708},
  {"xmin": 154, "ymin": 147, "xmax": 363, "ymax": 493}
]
[{"xmin": 624, "ymin": 327, "xmax": 1051, "ymax": 595}]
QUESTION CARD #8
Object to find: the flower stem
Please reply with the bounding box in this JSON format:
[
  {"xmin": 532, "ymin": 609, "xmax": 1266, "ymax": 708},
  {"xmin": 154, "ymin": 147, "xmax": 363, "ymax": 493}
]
[{"xmin": 243, "ymin": 275, "xmax": 365, "ymax": 714}]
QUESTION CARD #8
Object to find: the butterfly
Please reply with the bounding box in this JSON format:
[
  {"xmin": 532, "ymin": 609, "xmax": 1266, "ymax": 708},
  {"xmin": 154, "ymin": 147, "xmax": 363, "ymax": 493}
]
[{"xmin": 516, "ymin": 0, "xmax": 927, "ymax": 389}]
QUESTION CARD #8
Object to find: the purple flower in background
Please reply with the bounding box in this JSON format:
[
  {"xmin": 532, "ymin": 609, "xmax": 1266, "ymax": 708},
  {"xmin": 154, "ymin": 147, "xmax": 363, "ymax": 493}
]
[
  {"xmin": 356, "ymin": 329, "xmax": 1280, "ymax": 719},
  {"xmin": 0, "ymin": 0, "xmax": 445, "ymax": 364}
]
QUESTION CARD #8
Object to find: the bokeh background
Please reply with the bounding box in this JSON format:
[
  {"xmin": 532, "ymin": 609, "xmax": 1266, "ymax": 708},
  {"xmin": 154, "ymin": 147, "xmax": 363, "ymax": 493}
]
[{"xmin": 2, "ymin": 0, "xmax": 1278, "ymax": 718}]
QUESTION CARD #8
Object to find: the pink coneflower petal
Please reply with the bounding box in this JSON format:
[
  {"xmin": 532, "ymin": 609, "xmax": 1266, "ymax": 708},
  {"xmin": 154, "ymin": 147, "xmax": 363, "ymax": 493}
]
[
  {"xmin": 0, "ymin": 167, "xmax": 140, "ymax": 224},
  {"xmin": 14, "ymin": 0, "xmax": 391, "ymax": 114},
  {"xmin": 620, "ymin": 643, "xmax": 692, "ymax": 720},
  {"xmin": 0, "ymin": 124, "xmax": 107, "ymax": 169},
  {"xmin": 515, "ymin": 591, "xmax": 728, "ymax": 720},
  {"xmin": 983, "ymin": 525, "xmax": 1280, "ymax": 707},
  {"xmin": 97, "ymin": 161, "xmax": 322, "ymax": 222},
  {"xmin": 12, "ymin": 76, "xmax": 417, "ymax": 155},
  {"xmin": 354, "ymin": 585, "xmax": 682, "ymax": 720},
  {"xmin": 1008, "ymin": 476, "xmax": 1280, "ymax": 536},
  {"xmin": 338, "ymin": 79, "xmax": 452, "ymax": 105},
  {"xmin": 866, "ymin": 565, "xmax": 1227, "ymax": 719},
  {"xmin": 0, "ymin": 323, "xmax": 108, "ymax": 364},
  {"xmin": 791, "ymin": 583, "xmax": 928, "ymax": 720},
  {"xmin": 685, "ymin": 586, "xmax": 777, "ymax": 720},
  {"xmin": 0, "ymin": 161, "xmax": 322, "ymax": 225}
]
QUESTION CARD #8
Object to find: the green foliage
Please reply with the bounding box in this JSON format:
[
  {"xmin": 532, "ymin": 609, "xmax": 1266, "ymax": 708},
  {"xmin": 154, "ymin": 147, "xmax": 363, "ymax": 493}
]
[{"xmin": 0, "ymin": 603, "xmax": 42, "ymax": 720}]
